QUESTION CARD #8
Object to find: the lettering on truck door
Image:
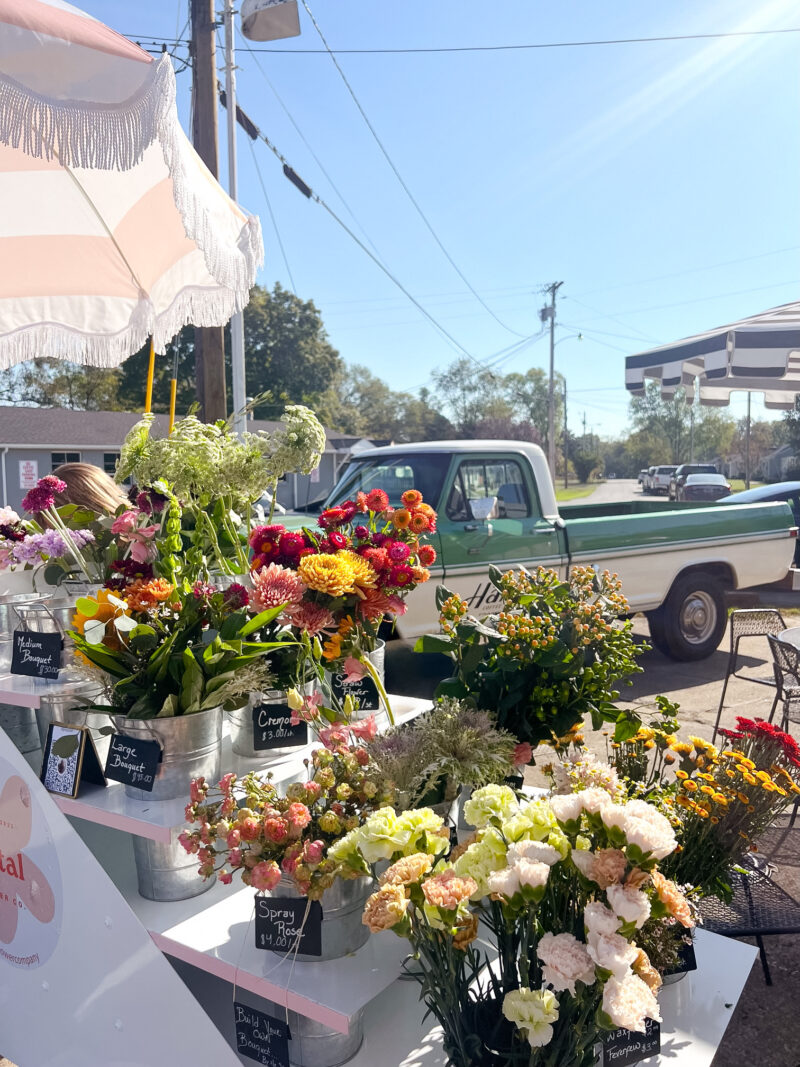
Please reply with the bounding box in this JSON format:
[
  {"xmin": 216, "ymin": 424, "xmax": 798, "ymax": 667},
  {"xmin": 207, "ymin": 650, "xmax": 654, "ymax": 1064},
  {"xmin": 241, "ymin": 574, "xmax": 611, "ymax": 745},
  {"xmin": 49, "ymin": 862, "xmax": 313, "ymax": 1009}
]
[{"xmin": 437, "ymin": 455, "xmax": 566, "ymax": 611}]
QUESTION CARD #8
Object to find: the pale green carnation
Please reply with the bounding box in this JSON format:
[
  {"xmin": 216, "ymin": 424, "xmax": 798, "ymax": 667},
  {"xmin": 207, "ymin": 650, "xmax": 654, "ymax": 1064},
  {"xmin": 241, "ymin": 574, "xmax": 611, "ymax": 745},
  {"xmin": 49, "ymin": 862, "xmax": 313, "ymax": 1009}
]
[
  {"xmin": 502, "ymin": 987, "xmax": 559, "ymax": 1048},
  {"xmin": 463, "ymin": 784, "xmax": 518, "ymax": 828},
  {"xmin": 357, "ymin": 807, "xmax": 412, "ymax": 863}
]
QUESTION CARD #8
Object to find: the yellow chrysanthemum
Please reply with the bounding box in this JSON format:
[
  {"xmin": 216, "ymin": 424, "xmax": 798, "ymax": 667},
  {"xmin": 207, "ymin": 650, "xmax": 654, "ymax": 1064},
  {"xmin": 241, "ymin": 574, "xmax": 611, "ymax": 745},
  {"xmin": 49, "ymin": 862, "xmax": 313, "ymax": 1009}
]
[
  {"xmin": 683, "ymin": 780, "xmax": 698, "ymax": 792},
  {"xmin": 712, "ymin": 793, "xmax": 728, "ymax": 805},
  {"xmin": 737, "ymin": 792, "xmax": 750, "ymax": 805},
  {"xmin": 337, "ymin": 550, "xmax": 378, "ymax": 590},
  {"xmin": 675, "ymin": 769, "xmax": 688, "ymax": 781},
  {"xmin": 298, "ymin": 553, "xmax": 356, "ymax": 597},
  {"xmin": 737, "ymin": 757, "xmax": 756, "ymax": 771}
]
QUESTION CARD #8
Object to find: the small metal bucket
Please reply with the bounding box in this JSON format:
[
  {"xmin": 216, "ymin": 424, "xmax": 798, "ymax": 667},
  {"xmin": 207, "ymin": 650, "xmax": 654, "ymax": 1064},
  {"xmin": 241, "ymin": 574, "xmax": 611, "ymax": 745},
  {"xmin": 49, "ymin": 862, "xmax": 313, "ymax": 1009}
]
[
  {"xmin": 12, "ymin": 600, "xmax": 74, "ymax": 669},
  {"xmin": 266, "ymin": 875, "xmax": 372, "ymax": 962},
  {"xmin": 115, "ymin": 705, "xmax": 224, "ymax": 801},
  {"xmin": 132, "ymin": 828, "xmax": 215, "ymax": 902},
  {"xmin": 229, "ymin": 684, "xmax": 314, "ymax": 759},
  {"xmin": 0, "ymin": 703, "xmax": 40, "ymax": 755},
  {"xmin": 262, "ymin": 1004, "xmax": 364, "ymax": 1067},
  {"xmin": 322, "ymin": 641, "xmax": 387, "ymax": 724},
  {"xmin": 0, "ymin": 592, "xmax": 52, "ymax": 636},
  {"xmin": 35, "ymin": 682, "xmax": 108, "ymax": 760}
]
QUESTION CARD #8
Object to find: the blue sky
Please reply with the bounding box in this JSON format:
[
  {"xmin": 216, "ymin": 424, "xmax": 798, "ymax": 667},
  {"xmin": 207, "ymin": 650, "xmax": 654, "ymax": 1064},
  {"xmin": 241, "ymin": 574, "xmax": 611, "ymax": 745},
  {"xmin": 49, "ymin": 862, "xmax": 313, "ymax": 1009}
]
[{"xmin": 88, "ymin": 0, "xmax": 799, "ymax": 436}]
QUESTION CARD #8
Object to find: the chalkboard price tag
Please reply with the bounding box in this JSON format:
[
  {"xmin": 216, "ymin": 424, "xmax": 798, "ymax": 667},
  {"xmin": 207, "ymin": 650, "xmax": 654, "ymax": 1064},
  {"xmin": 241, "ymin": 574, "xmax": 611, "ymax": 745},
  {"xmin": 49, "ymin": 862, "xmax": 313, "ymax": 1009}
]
[
  {"xmin": 330, "ymin": 671, "xmax": 380, "ymax": 712},
  {"xmin": 251, "ymin": 702, "xmax": 307, "ymax": 751},
  {"xmin": 662, "ymin": 936, "xmax": 697, "ymax": 977},
  {"xmin": 104, "ymin": 733, "xmax": 161, "ymax": 791},
  {"xmin": 255, "ymin": 896, "xmax": 323, "ymax": 957},
  {"xmin": 602, "ymin": 1018, "xmax": 660, "ymax": 1066},
  {"xmin": 233, "ymin": 1001, "xmax": 290, "ymax": 1066},
  {"xmin": 504, "ymin": 773, "xmax": 524, "ymax": 790},
  {"xmin": 40, "ymin": 722, "xmax": 106, "ymax": 799},
  {"xmin": 11, "ymin": 629, "xmax": 62, "ymax": 679}
]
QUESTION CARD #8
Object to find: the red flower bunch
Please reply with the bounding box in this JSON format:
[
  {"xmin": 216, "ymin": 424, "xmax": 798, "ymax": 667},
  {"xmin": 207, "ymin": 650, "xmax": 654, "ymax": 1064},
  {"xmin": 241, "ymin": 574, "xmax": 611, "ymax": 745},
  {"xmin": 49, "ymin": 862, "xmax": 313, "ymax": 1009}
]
[
  {"xmin": 22, "ymin": 474, "xmax": 67, "ymax": 515},
  {"xmin": 181, "ymin": 746, "xmax": 393, "ymax": 898},
  {"xmin": 247, "ymin": 488, "xmax": 437, "ymax": 663},
  {"xmin": 719, "ymin": 716, "xmax": 800, "ymax": 770}
]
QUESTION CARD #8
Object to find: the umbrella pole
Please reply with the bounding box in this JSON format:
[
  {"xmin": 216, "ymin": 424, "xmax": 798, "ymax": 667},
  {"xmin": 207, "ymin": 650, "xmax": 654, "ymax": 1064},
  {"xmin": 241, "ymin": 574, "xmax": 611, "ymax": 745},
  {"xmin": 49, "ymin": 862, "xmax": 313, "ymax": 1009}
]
[
  {"xmin": 168, "ymin": 346, "xmax": 179, "ymax": 433},
  {"xmin": 144, "ymin": 338, "xmax": 156, "ymax": 414},
  {"xmin": 745, "ymin": 392, "xmax": 751, "ymax": 490}
]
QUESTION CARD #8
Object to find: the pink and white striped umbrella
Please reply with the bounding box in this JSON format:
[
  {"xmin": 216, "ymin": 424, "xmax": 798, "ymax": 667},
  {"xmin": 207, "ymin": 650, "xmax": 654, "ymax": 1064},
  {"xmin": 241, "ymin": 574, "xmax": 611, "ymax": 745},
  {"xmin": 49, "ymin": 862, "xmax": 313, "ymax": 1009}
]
[{"xmin": 0, "ymin": 0, "xmax": 263, "ymax": 369}]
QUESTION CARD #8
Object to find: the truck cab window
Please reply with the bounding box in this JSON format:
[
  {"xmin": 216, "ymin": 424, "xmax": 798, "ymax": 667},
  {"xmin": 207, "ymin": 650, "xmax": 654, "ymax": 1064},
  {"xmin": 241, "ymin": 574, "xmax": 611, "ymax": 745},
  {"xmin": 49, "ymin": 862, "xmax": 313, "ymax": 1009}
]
[{"xmin": 446, "ymin": 459, "xmax": 534, "ymax": 522}]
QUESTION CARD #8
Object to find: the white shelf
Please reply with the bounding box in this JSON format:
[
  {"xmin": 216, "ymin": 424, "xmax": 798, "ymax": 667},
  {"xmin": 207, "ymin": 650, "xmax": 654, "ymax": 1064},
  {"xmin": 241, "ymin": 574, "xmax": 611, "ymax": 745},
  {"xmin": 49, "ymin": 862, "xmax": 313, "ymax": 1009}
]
[
  {"xmin": 0, "ymin": 670, "xmax": 65, "ymax": 707},
  {"xmin": 74, "ymin": 818, "xmax": 409, "ymax": 1035},
  {"xmin": 53, "ymin": 694, "xmax": 430, "ymax": 841}
]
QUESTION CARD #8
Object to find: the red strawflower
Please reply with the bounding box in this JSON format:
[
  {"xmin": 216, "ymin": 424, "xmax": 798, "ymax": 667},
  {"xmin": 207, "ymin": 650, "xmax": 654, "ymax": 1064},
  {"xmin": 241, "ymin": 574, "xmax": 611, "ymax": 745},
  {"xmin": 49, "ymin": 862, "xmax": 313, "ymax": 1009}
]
[
  {"xmin": 340, "ymin": 500, "xmax": 358, "ymax": 521},
  {"xmin": 417, "ymin": 544, "xmax": 437, "ymax": 566},
  {"xmin": 359, "ymin": 546, "xmax": 390, "ymax": 572},
  {"xmin": 388, "ymin": 563, "xmax": 415, "ymax": 587},
  {"xmin": 386, "ymin": 540, "xmax": 411, "ymax": 562},
  {"xmin": 278, "ymin": 531, "xmax": 306, "ymax": 558},
  {"xmin": 328, "ymin": 531, "xmax": 350, "ymax": 550},
  {"xmin": 248, "ymin": 524, "xmax": 286, "ymax": 550},
  {"xmin": 354, "ymin": 525, "xmax": 369, "ymax": 539},
  {"xmin": 372, "ymin": 532, "xmax": 389, "ymax": 547},
  {"xmin": 318, "ymin": 506, "xmax": 347, "ymax": 529},
  {"xmin": 365, "ymin": 488, "xmax": 389, "ymax": 512}
]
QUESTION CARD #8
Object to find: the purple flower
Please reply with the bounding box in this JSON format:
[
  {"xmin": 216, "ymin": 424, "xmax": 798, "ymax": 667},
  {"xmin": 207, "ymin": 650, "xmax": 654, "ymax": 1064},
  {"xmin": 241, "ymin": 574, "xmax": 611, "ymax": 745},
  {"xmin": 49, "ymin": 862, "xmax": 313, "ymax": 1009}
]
[
  {"xmin": 354, "ymin": 525, "xmax": 369, "ymax": 540},
  {"xmin": 193, "ymin": 582, "xmax": 215, "ymax": 600},
  {"xmin": 22, "ymin": 475, "xmax": 67, "ymax": 514},
  {"xmin": 136, "ymin": 488, "xmax": 168, "ymax": 515},
  {"xmin": 223, "ymin": 583, "xmax": 250, "ymax": 610}
]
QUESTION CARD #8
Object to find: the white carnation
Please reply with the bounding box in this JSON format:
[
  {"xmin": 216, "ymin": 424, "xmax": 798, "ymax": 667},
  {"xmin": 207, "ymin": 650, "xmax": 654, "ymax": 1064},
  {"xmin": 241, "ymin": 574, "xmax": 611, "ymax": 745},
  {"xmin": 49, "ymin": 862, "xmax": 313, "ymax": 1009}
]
[
  {"xmin": 508, "ymin": 840, "xmax": 561, "ymax": 866},
  {"xmin": 599, "ymin": 803, "xmax": 627, "ymax": 830},
  {"xmin": 606, "ymin": 884, "xmax": 651, "ymax": 929},
  {"xmin": 583, "ymin": 901, "xmax": 621, "ymax": 939},
  {"xmin": 514, "ymin": 858, "xmax": 550, "ymax": 890},
  {"xmin": 537, "ymin": 932, "xmax": 596, "ymax": 995},
  {"xmin": 576, "ymin": 788, "xmax": 613, "ymax": 815},
  {"xmin": 549, "ymin": 793, "xmax": 583, "ymax": 823},
  {"xmin": 602, "ymin": 973, "xmax": 662, "ymax": 1033},
  {"xmin": 587, "ymin": 931, "xmax": 638, "ymax": 980},
  {"xmin": 571, "ymin": 849, "xmax": 596, "ymax": 878},
  {"xmin": 487, "ymin": 866, "xmax": 521, "ymax": 898},
  {"xmin": 622, "ymin": 801, "xmax": 677, "ymax": 860}
]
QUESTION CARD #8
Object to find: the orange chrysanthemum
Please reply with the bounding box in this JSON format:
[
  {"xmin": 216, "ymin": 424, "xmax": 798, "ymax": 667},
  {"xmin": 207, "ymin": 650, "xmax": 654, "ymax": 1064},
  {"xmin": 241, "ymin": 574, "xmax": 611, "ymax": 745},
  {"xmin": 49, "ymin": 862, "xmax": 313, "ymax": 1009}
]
[
  {"xmin": 401, "ymin": 489, "xmax": 423, "ymax": 508},
  {"xmin": 392, "ymin": 509, "xmax": 412, "ymax": 530},
  {"xmin": 125, "ymin": 578, "xmax": 175, "ymax": 613}
]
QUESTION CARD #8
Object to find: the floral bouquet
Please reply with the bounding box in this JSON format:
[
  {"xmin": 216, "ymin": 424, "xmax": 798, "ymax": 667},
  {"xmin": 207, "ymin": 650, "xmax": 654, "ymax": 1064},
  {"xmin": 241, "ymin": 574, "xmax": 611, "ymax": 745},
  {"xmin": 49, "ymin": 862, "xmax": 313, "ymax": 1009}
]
[
  {"xmin": 117, "ymin": 405, "xmax": 326, "ymax": 577},
  {"xmin": 180, "ymin": 720, "xmax": 396, "ymax": 897},
  {"xmin": 331, "ymin": 783, "xmax": 687, "ymax": 1067},
  {"xmin": 247, "ymin": 487, "xmax": 437, "ymax": 716},
  {"xmin": 69, "ymin": 579, "xmax": 294, "ymax": 720},
  {"xmin": 416, "ymin": 564, "xmax": 644, "ymax": 749},
  {"xmin": 657, "ymin": 718, "xmax": 800, "ymax": 900}
]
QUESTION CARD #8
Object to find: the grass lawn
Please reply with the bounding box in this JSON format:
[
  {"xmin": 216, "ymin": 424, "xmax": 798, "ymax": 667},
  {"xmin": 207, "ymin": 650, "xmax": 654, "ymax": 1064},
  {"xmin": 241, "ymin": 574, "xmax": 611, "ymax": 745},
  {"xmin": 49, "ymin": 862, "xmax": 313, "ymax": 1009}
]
[
  {"xmin": 728, "ymin": 479, "xmax": 764, "ymax": 493},
  {"xmin": 555, "ymin": 483, "xmax": 597, "ymax": 502}
]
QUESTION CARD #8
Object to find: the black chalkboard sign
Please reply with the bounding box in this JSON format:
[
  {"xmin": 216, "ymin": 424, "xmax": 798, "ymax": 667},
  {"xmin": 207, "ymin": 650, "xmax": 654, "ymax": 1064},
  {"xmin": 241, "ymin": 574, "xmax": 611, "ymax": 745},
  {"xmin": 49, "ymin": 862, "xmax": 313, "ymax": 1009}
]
[
  {"xmin": 40, "ymin": 723, "xmax": 106, "ymax": 799},
  {"xmin": 255, "ymin": 896, "xmax": 323, "ymax": 956},
  {"xmin": 233, "ymin": 1001, "xmax": 290, "ymax": 1067},
  {"xmin": 662, "ymin": 936, "xmax": 697, "ymax": 977},
  {"xmin": 602, "ymin": 1018, "xmax": 660, "ymax": 1066},
  {"xmin": 330, "ymin": 671, "xmax": 380, "ymax": 712},
  {"xmin": 504, "ymin": 774, "xmax": 524, "ymax": 790},
  {"xmin": 11, "ymin": 630, "xmax": 62, "ymax": 679},
  {"xmin": 104, "ymin": 733, "xmax": 161, "ymax": 791},
  {"xmin": 251, "ymin": 702, "xmax": 307, "ymax": 752}
]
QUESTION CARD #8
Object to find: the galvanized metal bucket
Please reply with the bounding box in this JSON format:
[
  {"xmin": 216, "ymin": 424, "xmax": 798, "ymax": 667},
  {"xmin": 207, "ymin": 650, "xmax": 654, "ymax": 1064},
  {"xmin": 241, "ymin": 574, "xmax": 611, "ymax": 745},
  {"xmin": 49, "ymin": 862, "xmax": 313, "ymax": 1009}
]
[
  {"xmin": 229, "ymin": 684, "xmax": 314, "ymax": 759},
  {"xmin": 0, "ymin": 592, "xmax": 52, "ymax": 636},
  {"xmin": 115, "ymin": 705, "xmax": 224, "ymax": 801},
  {"xmin": 322, "ymin": 641, "xmax": 387, "ymax": 724},
  {"xmin": 258, "ymin": 1002, "xmax": 364, "ymax": 1067},
  {"xmin": 0, "ymin": 702, "xmax": 40, "ymax": 755},
  {"xmin": 35, "ymin": 682, "xmax": 108, "ymax": 760},
  {"xmin": 266, "ymin": 875, "xmax": 372, "ymax": 962},
  {"xmin": 132, "ymin": 828, "xmax": 215, "ymax": 902}
]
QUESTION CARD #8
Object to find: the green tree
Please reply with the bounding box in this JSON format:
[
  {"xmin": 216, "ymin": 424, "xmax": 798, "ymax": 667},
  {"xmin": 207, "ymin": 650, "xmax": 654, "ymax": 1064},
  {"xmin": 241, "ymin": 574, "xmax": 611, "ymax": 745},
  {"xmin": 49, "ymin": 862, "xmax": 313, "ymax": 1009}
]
[
  {"xmin": 692, "ymin": 408, "xmax": 736, "ymax": 461},
  {"xmin": 317, "ymin": 366, "xmax": 452, "ymax": 441},
  {"xmin": 0, "ymin": 359, "xmax": 122, "ymax": 409},
  {"xmin": 629, "ymin": 382, "xmax": 691, "ymax": 463},
  {"xmin": 115, "ymin": 329, "xmax": 197, "ymax": 414}
]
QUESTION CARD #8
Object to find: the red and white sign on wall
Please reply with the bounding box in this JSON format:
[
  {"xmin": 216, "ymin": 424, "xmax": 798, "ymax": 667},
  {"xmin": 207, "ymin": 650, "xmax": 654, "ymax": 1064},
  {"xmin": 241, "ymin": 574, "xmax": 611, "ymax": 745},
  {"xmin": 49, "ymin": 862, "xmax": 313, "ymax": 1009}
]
[{"xmin": 18, "ymin": 460, "xmax": 38, "ymax": 490}]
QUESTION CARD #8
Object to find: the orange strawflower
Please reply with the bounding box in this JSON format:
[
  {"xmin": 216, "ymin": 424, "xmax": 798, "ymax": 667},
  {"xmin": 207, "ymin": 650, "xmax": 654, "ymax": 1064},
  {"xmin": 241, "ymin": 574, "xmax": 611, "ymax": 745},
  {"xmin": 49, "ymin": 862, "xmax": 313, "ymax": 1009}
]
[{"xmin": 401, "ymin": 489, "xmax": 423, "ymax": 507}]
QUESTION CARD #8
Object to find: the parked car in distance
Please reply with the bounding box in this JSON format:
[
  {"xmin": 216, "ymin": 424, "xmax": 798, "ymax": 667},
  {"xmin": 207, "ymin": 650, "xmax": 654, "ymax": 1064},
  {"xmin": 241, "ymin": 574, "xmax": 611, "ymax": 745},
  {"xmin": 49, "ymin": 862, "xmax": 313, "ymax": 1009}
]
[
  {"xmin": 721, "ymin": 481, "xmax": 800, "ymax": 563},
  {"xmin": 677, "ymin": 473, "xmax": 731, "ymax": 502},
  {"xmin": 668, "ymin": 463, "xmax": 717, "ymax": 500},
  {"xmin": 650, "ymin": 465, "xmax": 678, "ymax": 495},
  {"xmin": 642, "ymin": 465, "xmax": 657, "ymax": 492},
  {"xmin": 638, "ymin": 469, "xmax": 649, "ymax": 485}
]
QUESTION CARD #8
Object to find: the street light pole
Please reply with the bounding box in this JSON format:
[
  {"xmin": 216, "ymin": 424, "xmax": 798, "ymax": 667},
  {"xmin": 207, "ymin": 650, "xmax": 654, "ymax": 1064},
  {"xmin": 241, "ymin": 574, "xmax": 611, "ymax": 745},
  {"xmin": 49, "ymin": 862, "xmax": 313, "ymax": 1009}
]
[
  {"xmin": 223, "ymin": 0, "xmax": 247, "ymax": 436},
  {"xmin": 541, "ymin": 281, "xmax": 563, "ymax": 482}
]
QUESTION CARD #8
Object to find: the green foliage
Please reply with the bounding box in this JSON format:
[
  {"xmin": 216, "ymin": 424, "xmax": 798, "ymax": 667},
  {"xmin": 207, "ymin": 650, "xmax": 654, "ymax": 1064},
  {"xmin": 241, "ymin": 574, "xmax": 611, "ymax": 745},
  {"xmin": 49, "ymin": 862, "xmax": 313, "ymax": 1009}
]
[
  {"xmin": 421, "ymin": 565, "xmax": 644, "ymax": 747},
  {"xmin": 570, "ymin": 450, "xmax": 600, "ymax": 484},
  {"xmin": 52, "ymin": 733, "xmax": 80, "ymax": 759}
]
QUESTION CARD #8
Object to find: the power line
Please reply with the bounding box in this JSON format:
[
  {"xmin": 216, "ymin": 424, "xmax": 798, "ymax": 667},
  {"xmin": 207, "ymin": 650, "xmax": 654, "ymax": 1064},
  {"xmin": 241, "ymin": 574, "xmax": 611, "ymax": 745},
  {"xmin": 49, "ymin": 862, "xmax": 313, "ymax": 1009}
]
[
  {"xmin": 299, "ymin": 0, "xmax": 529, "ymax": 340},
  {"xmin": 235, "ymin": 25, "xmax": 800, "ymax": 54},
  {"xmin": 240, "ymin": 39, "xmax": 385, "ymax": 262},
  {"xmin": 246, "ymin": 136, "xmax": 297, "ymax": 291}
]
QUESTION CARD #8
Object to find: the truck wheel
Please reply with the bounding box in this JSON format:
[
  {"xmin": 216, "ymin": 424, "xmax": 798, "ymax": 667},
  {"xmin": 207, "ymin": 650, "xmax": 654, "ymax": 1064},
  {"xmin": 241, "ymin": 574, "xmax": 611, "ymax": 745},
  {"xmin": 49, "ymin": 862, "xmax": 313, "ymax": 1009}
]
[{"xmin": 649, "ymin": 573, "xmax": 727, "ymax": 661}]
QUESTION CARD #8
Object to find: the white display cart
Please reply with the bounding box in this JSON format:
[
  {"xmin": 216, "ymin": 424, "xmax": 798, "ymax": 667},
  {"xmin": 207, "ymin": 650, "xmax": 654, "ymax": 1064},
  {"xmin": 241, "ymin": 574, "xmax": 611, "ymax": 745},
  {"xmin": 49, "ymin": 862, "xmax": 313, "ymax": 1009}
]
[{"xmin": 0, "ymin": 673, "xmax": 757, "ymax": 1066}]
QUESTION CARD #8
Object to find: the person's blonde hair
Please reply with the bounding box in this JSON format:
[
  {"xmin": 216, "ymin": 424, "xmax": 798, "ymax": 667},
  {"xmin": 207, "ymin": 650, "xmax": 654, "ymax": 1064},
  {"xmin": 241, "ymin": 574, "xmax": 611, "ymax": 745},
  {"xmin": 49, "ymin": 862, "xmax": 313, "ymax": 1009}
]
[{"xmin": 51, "ymin": 462, "xmax": 129, "ymax": 516}]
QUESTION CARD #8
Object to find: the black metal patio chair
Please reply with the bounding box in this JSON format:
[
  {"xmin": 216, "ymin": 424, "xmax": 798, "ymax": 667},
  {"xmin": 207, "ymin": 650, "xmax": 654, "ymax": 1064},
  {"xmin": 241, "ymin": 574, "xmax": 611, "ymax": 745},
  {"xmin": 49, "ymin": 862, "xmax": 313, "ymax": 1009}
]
[{"xmin": 711, "ymin": 609, "xmax": 786, "ymax": 742}]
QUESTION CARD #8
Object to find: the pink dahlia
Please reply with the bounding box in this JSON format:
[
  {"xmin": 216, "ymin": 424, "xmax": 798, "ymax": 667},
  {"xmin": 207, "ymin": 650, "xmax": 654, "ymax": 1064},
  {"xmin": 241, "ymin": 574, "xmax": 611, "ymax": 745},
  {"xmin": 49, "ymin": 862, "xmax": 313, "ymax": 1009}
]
[
  {"xmin": 284, "ymin": 600, "xmax": 336, "ymax": 636},
  {"xmin": 251, "ymin": 562, "xmax": 307, "ymax": 612}
]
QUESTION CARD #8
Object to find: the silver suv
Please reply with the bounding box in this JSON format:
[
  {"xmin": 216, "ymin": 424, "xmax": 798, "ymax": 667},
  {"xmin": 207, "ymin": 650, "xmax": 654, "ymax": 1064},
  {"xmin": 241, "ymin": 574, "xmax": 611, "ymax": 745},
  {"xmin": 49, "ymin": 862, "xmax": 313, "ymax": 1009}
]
[{"xmin": 650, "ymin": 465, "xmax": 677, "ymax": 495}]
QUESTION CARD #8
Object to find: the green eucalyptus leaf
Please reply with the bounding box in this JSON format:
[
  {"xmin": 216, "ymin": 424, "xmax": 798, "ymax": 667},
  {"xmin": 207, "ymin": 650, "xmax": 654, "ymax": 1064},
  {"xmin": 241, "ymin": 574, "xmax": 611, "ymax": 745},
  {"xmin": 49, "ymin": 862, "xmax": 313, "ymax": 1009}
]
[{"xmin": 52, "ymin": 733, "xmax": 80, "ymax": 759}]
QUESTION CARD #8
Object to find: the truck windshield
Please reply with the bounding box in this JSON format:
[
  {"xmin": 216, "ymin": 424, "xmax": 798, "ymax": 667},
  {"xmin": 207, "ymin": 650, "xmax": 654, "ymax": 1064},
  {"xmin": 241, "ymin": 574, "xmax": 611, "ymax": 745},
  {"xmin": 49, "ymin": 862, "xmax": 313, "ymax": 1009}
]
[{"xmin": 327, "ymin": 453, "xmax": 451, "ymax": 509}]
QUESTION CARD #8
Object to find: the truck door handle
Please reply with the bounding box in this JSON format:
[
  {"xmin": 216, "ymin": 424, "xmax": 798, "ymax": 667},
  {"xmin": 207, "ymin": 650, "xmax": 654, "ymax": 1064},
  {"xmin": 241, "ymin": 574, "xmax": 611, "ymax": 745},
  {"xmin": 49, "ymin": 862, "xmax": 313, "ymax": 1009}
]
[{"xmin": 464, "ymin": 523, "xmax": 479, "ymax": 531}]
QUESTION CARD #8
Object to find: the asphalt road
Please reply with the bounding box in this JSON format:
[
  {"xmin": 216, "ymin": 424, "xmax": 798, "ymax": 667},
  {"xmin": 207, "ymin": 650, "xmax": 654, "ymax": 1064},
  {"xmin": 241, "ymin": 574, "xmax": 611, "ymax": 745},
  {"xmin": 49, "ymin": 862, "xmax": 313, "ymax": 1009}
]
[{"xmin": 385, "ymin": 612, "xmax": 800, "ymax": 1067}]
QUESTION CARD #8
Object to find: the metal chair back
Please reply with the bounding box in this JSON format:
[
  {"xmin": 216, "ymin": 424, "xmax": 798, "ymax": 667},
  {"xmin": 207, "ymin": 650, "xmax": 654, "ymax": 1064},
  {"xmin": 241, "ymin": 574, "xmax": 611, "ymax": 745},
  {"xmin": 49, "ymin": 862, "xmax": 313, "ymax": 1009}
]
[
  {"xmin": 768, "ymin": 634, "xmax": 800, "ymax": 695},
  {"xmin": 712, "ymin": 610, "xmax": 787, "ymax": 741}
]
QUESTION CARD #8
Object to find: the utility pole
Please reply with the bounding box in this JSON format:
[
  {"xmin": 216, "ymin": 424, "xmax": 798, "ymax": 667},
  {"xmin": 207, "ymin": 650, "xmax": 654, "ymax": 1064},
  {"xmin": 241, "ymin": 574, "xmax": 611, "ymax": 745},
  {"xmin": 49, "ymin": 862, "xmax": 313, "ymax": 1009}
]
[
  {"xmin": 540, "ymin": 282, "xmax": 563, "ymax": 482},
  {"xmin": 223, "ymin": 0, "xmax": 247, "ymax": 435},
  {"xmin": 563, "ymin": 379, "xmax": 568, "ymax": 489},
  {"xmin": 190, "ymin": 0, "xmax": 227, "ymax": 422}
]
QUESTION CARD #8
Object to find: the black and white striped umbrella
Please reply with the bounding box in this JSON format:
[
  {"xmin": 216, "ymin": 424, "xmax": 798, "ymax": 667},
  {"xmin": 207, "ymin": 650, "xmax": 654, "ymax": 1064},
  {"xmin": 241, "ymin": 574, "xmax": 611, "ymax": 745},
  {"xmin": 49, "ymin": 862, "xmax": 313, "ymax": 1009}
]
[{"xmin": 625, "ymin": 300, "xmax": 800, "ymax": 409}]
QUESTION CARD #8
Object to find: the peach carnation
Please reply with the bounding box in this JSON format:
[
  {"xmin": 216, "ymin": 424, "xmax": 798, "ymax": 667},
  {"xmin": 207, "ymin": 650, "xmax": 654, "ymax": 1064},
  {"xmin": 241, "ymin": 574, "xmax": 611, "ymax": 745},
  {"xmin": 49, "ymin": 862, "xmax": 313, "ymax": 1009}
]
[
  {"xmin": 651, "ymin": 871, "xmax": 694, "ymax": 928},
  {"xmin": 633, "ymin": 948, "xmax": 662, "ymax": 993},
  {"xmin": 452, "ymin": 912, "xmax": 479, "ymax": 951},
  {"xmin": 421, "ymin": 868, "xmax": 477, "ymax": 910},
  {"xmin": 362, "ymin": 884, "xmax": 408, "ymax": 932},
  {"xmin": 380, "ymin": 852, "xmax": 433, "ymax": 887}
]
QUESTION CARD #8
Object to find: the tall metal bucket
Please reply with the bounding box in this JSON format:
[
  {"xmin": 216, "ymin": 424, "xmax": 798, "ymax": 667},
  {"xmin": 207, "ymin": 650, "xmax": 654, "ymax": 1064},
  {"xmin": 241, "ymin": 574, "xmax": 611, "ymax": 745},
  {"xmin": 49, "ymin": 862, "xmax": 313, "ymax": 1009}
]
[
  {"xmin": 256, "ymin": 1001, "xmax": 364, "ymax": 1067},
  {"xmin": 115, "ymin": 705, "xmax": 224, "ymax": 801},
  {"xmin": 0, "ymin": 703, "xmax": 40, "ymax": 755},
  {"xmin": 132, "ymin": 828, "xmax": 215, "ymax": 902},
  {"xmin": 35, "ymin": 682, "xmax": 108, "ymax": 759},
  {"xmin": 265, "ymin": 875, "xmax": 372, "ymax": 963}
]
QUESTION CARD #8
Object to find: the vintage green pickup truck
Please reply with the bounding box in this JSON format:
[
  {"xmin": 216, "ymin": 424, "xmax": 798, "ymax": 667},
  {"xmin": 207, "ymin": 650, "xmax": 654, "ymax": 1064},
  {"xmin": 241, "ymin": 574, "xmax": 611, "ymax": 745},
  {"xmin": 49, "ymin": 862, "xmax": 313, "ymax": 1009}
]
[{"xmin": 319, "ymin": 441, "xmax": 797, "ymax": 661}]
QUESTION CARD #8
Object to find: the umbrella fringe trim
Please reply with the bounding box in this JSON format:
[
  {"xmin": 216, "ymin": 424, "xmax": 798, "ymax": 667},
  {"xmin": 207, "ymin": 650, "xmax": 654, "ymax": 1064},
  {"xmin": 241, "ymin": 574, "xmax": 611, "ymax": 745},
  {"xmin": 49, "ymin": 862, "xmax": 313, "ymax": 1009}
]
[
  {"xmin": 0, "ymin": 54, "xmax": 175, "ymax": 172},
  {"xmin": 0, "ymin": 285, "xmax": 247, "ymax": 372}
]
